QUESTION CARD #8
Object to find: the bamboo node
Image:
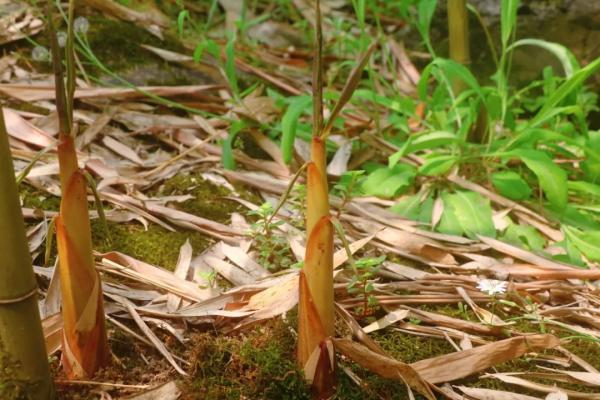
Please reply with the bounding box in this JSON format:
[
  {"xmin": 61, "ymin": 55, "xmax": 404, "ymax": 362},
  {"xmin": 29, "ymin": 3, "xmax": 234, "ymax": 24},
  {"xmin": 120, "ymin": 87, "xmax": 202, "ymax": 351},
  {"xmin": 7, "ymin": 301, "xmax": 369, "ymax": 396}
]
[{"xmin": 0, "ymin": 287, "xmax": 38, "ymax": 305}]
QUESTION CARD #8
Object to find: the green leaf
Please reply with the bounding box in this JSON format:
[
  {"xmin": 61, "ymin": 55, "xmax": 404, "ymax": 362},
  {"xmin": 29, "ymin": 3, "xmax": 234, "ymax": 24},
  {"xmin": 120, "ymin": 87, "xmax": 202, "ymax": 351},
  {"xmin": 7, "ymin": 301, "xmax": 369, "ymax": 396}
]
[
  {"xmin": 547, "ymin": 204, "xmax": 600, "ymax": 231},
  {"xmin": 508, "ymin": 39, "xmax": 579, "ymax": 77},
  {"xmin": 361, "ymin": 164, "xmax": 416, "ymax": 198},
  {"xmin": 501, "ymin": 0, "xmax": 519, "ymax": 48},
  {"xmin": 501, "ymin": 223, "xmax": 545, "ymax": 251},
  {"xmin": 418, "ymin": 155, "xmax": 457, "ymax": 176},
  {"xmin": 564, "ymin": 226, "xmax": 600, "ymax": 263},
  {"xmin": 225, "ymin": 33, "xmax": 238, "ymax": 96},
  {"xmin": 389, "ymin": 131, "xmax": 457, "ymax": 168},
  {"xmin": 528, "ymin": 57, "xmax": 600, "ymax": 128},
  {"xmin": 441, "ymin": 191, "xmax": 496, "ymax": 239},
  {"xmin": 280, "ymin": 96, "xmax": 311, "ymax": 164},
  {"xmin": 582, "ymin": 131, "xmax": 600, "ymax": 183},
  {"xmin": 221, "ymin": 120, "xmax": 245, "ymax": 170},
  {"xmin": 568, "ymin": 181, "xmax": 600, "ymax": 201},
  {"xmin": 177, "ymin": 10, "xmax": 189, "ymax": 36},
  {"xmin": 417, "ymin": 0, "xmax": 438, "ymax": 52},
  {"xmin": 390, "ymin": 193, "xmax": 433, "ymax": 223},
  {"xmin": 431, "ymin": 58, "xmax": 484, "ymax": 101},
  {"xmin": 509, "ymin": 149, "xmax": 568, "ymax": 211},
  {"xmin": 491, "ymin": 171, "xmax": 532, "ymax": 201}
]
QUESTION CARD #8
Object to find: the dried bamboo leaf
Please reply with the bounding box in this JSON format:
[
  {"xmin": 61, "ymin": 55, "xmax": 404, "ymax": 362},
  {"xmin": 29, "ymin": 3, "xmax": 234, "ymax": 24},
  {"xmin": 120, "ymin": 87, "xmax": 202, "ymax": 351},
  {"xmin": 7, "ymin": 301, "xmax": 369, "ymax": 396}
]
[
  {"xmin": 456, "ymin": 385, "xmax": 542, "ymax": 400},
  {"xmin": 166, "ymin": 240, "xmax": 193, "ymax": 312},
  {"xmin": 116, "ymin": 296, "xmax": 187, "ymax": 375},
  {"xmin": 411, "ymin": 334, "xmax": 560, "ymax": 384},
  {"xmin": 484, "ymin": 373, "xmax": 600, "ymax": 399},
  {"xmin": 333, "ymin": 338, "xmax": 436, "ymax": 400}
]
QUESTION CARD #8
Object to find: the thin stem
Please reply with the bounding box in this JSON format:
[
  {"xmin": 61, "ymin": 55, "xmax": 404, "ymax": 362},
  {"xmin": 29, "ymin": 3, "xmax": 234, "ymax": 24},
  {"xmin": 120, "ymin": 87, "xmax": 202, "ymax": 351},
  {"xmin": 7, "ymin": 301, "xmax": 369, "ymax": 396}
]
[{"xmin": 264, "ymin": 162, "xmax": 309, "ymax": 236}]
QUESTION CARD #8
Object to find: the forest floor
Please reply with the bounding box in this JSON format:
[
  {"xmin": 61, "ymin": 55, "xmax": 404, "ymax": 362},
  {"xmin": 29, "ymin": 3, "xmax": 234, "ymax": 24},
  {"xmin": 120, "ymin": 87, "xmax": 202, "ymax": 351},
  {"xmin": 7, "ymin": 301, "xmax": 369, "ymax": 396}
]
[{"xmin": 2, "ymin": 0, "xmax": 600, "ymax": 399}]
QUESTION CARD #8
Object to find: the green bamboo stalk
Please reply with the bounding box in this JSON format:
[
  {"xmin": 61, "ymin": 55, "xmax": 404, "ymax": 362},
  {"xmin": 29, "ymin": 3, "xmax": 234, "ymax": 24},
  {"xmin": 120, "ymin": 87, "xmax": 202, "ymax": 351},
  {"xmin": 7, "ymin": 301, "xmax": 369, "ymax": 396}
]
[
  {"xmin": 447, "ymin": 0, "xmax": 471, "ymax": 92},
  {"xmin": 0, "ymin": 107, "xmax": 56, "ymax": 399}
]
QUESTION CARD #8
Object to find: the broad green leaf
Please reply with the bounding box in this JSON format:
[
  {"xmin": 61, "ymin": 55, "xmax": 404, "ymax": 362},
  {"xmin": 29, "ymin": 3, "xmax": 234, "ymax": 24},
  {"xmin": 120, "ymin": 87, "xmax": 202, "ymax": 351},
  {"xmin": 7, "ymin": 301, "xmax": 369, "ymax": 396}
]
[
  {"xmin": 564, "ymin": 226, "xmax": 600, "ymax": 262},
  {"xmin": 547, "ymin": 204, "xmax": 600, "ymax": 231},
  {"xmin": 437, "ymin": 192, "xmax": 463, "ymax": 236},
  {"xmin": 509, "ymin": 149, "xmax": 568, "ymax": 211},
  {"xmin": 390, "ymin": 193, "xmax": 433, "ymax": 223},
  {"xmin": 281, "ymin": 96, "xmax": 311, "ymax": 164},
  {"xmin": 410, "ymin": 131, "xmax": 457, "ymax": 151},
  {"xmin": 361, "ymin": 164, "xmax": 416, "ymax": 198},
  {"xmin": 441, "ymin": 191, "xmax": 496, "ymax": 239},
  {"xmin": 505, "ymin": 128, "xmax": 581, "ymax": 151},
  {"xmin": 436, "ymin": 59, "xmax": 483, "ymax": 99},
  {"xmin": 418, "ymin": 155, "xmax": 457, "ymax": 176},
  {"xmin": 389, "ymin": 131, "xmax": 456, "ymax": 168},
  {"xmin": 491, "ymin": 171, "xmax": 532, "ymax": 200},
  {"xmin": 501, "ymin": 223, "xmax": 545, "ymax": 251},
  {"xmin": 508, "ymin": 39, "xmax": 579, "ymax": 77}
]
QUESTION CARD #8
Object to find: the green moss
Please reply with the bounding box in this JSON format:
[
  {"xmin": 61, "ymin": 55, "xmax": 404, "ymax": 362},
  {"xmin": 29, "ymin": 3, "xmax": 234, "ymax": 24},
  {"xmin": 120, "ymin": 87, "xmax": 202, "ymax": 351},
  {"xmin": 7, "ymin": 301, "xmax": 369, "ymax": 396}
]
[
  {"xmin": 92, "ymin": 221, "xmax": 212, "ymax": 270},
  {"xmin": 85, "ymin": 17, "xmax": 164, "ymax": 72},
  {"xmin": 152, "ymin": 173, "xmax": 258, "ymax": 224},
  {"xmin": 183, "ymin": 318, "xmax": 310, "ymax": 400},
  {"xmin": 20, "ymin": 185, "xmax": 61, "ymax": 212}
]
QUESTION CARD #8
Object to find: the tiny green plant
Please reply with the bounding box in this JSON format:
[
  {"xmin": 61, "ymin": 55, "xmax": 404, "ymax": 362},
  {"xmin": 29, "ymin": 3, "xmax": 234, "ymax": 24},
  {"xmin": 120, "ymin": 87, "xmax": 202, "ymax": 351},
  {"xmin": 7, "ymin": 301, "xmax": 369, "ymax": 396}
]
[
  {"xmin": 347, "ymin": 255, "xmax": 385, "ymax": 318},
  {"xmin": 248, "ymin": 202, "xmax": 295, "ymax": 271},
  {"xmin": 333, "ymin": 170, "xmax": 364, "ymax": 216}
]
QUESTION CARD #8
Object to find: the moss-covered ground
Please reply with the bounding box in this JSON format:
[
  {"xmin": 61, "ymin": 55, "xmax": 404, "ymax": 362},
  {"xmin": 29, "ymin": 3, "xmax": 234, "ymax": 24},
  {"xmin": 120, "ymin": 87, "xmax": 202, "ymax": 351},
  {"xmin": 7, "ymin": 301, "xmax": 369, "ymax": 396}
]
[{"xmin": 20, "ymin": 173, "xmax": 600, "ymax": 398}]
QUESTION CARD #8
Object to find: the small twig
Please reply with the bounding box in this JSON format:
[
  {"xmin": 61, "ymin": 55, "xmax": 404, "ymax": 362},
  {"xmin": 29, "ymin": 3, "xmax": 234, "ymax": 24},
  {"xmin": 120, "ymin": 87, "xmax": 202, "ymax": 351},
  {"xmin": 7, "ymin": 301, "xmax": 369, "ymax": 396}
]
[
  {"xmin": 54, "ymin": 380, "xmax": 150, "ymax": 389},
  {"xmin": 263, "ymin": 162, "xmax": 308, "ymax": 236}
]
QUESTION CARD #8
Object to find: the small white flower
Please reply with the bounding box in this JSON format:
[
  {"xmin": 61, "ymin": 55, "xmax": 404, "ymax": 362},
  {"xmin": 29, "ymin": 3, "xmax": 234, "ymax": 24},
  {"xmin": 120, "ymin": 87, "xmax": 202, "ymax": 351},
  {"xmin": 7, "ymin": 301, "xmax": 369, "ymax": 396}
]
[
  {"xmin": 74, "ymin": 16, "xmax": 90, "ymax": 34},
  {"xmin": 477, "ymin": 279, "xmax": 508, "ymax": 296},
  {"xmin": 31, "ymin": 46, "xmax": 50, "ymax": 62},
  {"xmin": 56, "ymin": 31, "xmax": 67, "ymax": 48}
]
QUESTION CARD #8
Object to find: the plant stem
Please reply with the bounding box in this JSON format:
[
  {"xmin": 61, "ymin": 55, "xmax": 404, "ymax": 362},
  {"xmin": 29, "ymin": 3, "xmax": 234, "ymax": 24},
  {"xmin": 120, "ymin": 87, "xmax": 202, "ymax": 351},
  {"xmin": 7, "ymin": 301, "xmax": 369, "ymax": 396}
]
[
  {"xmin": 0, "ymin": 107, "xmax": 56, "ymax": 399},
  {"xmin": 447, "ymin": 0, "xmax": 471, "ymax": 93}
]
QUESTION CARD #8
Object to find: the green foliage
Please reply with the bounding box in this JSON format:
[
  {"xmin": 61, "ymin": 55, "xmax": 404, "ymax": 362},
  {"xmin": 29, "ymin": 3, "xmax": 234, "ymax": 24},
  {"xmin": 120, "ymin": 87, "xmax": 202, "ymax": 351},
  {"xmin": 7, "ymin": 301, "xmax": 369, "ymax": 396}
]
[
  {"xmin": 248, "ymin": 203, "xmax": 296, "ymax": 271},
  {"xmin": 564, "ymin": 227, "xmax": 600, "ymax": 263},
  {"xmin": 390, "ymin": 192, "xmax": 433, "ymax": 223},
  {"xmin": 438, "ymin": 191, "xmax": 495, "ymax": 239},
  {"xmin": 491, "ymin": 171, "xmax": 532, "ymax": 201},
  {"xmin": 347, "ymin": 255, "xmax": 385, "ymax": 316},
  {"xmin": 281, "ymin": 96, "xmax": 312, "ymax": 164},
  {"xmin": 509, "ymin": 149, "xmax": 568, "ymax": 211},
  {"xmin": 361, "ymin": 164, "xmax": 416, "ymax": 198},
  {"xmin": 501, "ymin": 223, "xmax": 545, "ymax": 251},
  {"xmin": 416, "ymin": 0, "xmax": 437, "ymax": 54},
  {"xmin": 222, "ymin": 120, "xmax": 246, "ymax": 170}
]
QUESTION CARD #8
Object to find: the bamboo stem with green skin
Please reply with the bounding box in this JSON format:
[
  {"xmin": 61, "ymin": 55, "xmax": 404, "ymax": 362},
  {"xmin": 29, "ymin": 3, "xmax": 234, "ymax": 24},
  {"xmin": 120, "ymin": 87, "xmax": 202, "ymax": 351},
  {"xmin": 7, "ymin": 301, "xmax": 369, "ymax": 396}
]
[
  {"xmin": 447, "ymin": 0, "xmax": 471, "ymax": 91},
  {"xmin": 0, "ymin": 108, "xmax": 56, "ymax": 399},
  {"xmin": 49, "ymin": 0, "xmax": 109, "ymax": 378}
]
